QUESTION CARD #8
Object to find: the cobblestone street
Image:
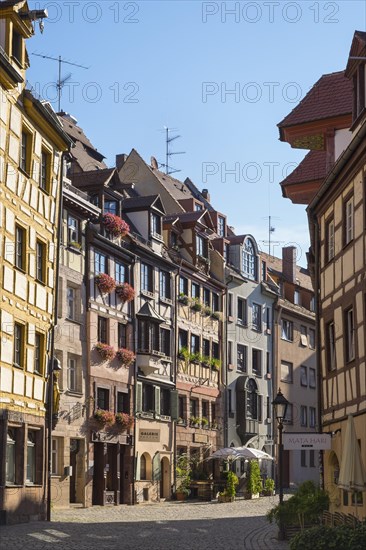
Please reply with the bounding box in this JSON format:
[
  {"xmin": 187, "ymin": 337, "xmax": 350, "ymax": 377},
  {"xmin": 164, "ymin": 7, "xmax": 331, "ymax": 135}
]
[{"xmin": 0, "ymin": 498, "xmax": 289, "ymax": 550}]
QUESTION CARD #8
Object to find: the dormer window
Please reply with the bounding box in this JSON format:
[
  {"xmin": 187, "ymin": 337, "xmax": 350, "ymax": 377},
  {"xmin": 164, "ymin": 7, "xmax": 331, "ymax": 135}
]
[
  {"xmin": 104, "ymin": 200, "xmax": 118, "ymax": 215},
  {"xmin": 12, "ymin": 29, "xmax": 23, "ymax": 65},
  {"xmin": 194, "ymin": 203, "xmax": 203, "ymax": 211},
  {"xmin": 353, "ymin": 63, "xmax": 365, "ymax": 122},
  {"xmin": 242, "ymin": 238, "xmax": 257, "ymax": 280},
  {"xmin": 196, "ymin": 234, "xmax": 207, "ymax": 258},
  {"xmin": 217, "ymin": 216, "xmax": 225, "ymax": 237},
  {"xmin": 151, "ymin": 213, "xmax": 161, "ymax": 237}
]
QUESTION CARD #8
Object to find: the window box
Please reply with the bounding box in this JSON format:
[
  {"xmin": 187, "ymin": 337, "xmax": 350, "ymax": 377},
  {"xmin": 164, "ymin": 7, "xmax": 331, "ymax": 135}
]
[
  {"xmin": 94, "ymin": 409, "xmax": 115, "ymax": 426},
  {"xmin": 210, "ymin": 358, "xmax": 221, "ymax": 371},
  {"xmin": 115, "ymin": 412, "xmax": 134, "ymax": 430},
  {"xmin": 178, "ymin": 294, "xmax": 189, "ymax": 305},
  {"xmin": 102, "ymin": 213, "xmax": 130, "ymax": 237},
  {"xmin": 211, "ymin": 311, "xmax": 222, "ymax": 321},
  {"xmin": 95, "ymin": 273, "xmax": 116, "ymax": 294},
  {"xmin": 115, "ymin": 282, "xmax": 135, "ymax": 303},
  {"xmin": 95, "ymin": 343, "xmax": 116, "ymax": 361},
  {"xmin": 116, "ymin": 348, "xmax": 135, "ymax": 367},
  {"xmin": 190, "ymin": 298, "xmax": 203, "ymax": 312}
]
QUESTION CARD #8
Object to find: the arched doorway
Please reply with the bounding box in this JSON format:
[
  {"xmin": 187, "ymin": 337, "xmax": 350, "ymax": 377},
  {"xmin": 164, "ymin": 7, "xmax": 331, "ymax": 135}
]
[{"xmin": 160, "ymin": 456, "xmax": 170, "ymax": 499}]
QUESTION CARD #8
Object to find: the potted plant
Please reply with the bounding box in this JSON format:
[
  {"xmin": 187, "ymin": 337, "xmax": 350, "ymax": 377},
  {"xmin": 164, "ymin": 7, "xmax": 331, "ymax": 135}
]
[
  {"xmin": 247, "ymin": 461, "xmax": 262, "ymax": 499},
  {"xmin": 115, "ymin": 282, "xmax": 135, "ymax": 303},
  {"xmin": 178, "ymin": 293, "xmax": 189, "ymax": 305},
  {"xmin": 115, "ymin": 412, "xmax": 134, "ymax": 430},
  {"xmin": 263, "ymin": 477, "xmax": 275, "ymax": 496},
  {"xmin": 95, "ymin": 273, "xmax": 116, "ymax": 294},
  {"xmin": 176, "ymin": 453, "xmax": 191, "ymax": 501},
  {"xmin": 218, "ymin": 471, "xmax": 239, "ymax": 502},
  {"xmin": 190, "ymin": 298, "xmax": 203, "ymax": 312},
  {"xmin": 211, "ymin": 311, "xmax": 222, "ymax": 321},
  {"xmin": 178, "ymin": 347, "xmax": 190, "ymax": 361},
  {"xmin": 94, "ymin": 409, "xmax": 115, "ymax": 426},
  {"xmin": 116, "ymin": 348, "xmax": 135, "ymax": 367},
  {"xmin": 190, "ymin": 416, "xmax": 200, "ymax": 427},
  {"xmin": 95, "ymin": 342, "xmax": 116, "ymax": 361},
  {"xmin": 201, "ymin": 417, "xmax": 209, "ymax": 428},
  {"xmin": 190, "ymin": 352, "xmax": 202, "ymax": 364},
  {"xmin": 202, "ymin": 305, "xmax": 212, "ymax": 316},
  {"xmin": 69, "ymin": 240, "xmax": 82, "ymax": 250},
  {"xmin": 202, "ymin": 355, "xmax": 211, "ymax": 367},
  {"xmin": 210, "ymin": 358, "xmax": 221, "ymax": 371},
  {"xmin": 102, "ymin": 213, "xmax": 130, "ymax": 237}
]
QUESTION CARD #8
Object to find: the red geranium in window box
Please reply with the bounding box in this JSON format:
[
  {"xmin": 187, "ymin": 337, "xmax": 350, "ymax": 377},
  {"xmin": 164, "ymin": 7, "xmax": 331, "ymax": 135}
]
[
  {"xmin": 102, "ymin": 213, "xmax": 130, "ymax": 238},
  {"xmin": 95, "ymin": 273, "xmax": 116, "ymax": 294},
  {"xmin": 94, "ymin": 409, "xmax": 115, "ymax": 426},
  {"xmin": 116, "ymin": 348, "xmax": 136, "ymax": 367},
  {"xmin": 115, "ymin": 412, "xmax": 134, "ymax": 430},
  {"xmin": 95, "ymin": 342, "xmax": 116, "ymax": 361},
  {"xmin": 115, "ymin": 282, "xmax": 135, "ymax": 303}
]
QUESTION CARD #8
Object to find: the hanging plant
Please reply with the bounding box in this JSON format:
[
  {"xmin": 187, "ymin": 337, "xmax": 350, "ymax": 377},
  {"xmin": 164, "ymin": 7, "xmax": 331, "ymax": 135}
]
[
  {"xmin": 115, "ymin": 412, "xmax": 134, "ymax": 430},
  {"xmin": 116, "ymin": 348, "xmax": 136, "ymax": 367},
  {"xmin": 95, "ymin": 273, "xmax": 116, "ymax": 294},
  {"xmin": 94, "ymin": 409, "xmax": 115, "ymax": 426},
  {"xmin": 102, "ymin": 213, "xmax": 130, "ymax": 238},
  {"xmin": 95, "ymin": 342, "xmax": 116, "ymax": 361},
  {"xmin": 115, "ymin": 282, "xmax": 135, "ymax": 303}
]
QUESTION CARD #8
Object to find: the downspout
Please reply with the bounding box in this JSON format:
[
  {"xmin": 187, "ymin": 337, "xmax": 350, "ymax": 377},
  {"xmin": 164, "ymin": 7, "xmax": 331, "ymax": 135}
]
[
  {"xmin": 173, "ymin": 260, "xmax": 182, "ymax": 493},
  {"xmin": 47, "ymin": 150, "xmax": 66, "ymax": 522},
  {"xmin": 131, "ymin": 254, "xmax": 137, "ymax": 505},
  {"xmin": 272, "ymin": 300, "xmax": 282, "ymax": 485}
]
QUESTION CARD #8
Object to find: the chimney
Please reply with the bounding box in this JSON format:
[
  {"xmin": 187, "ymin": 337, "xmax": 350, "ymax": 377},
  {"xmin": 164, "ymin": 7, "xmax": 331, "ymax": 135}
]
[
  {"xmin": 282, "ymin": 246, "xmax": 297, "ymax": 283},
  {"xmin": 151, "ymin": 156, "xmax": 159, "ymax": 170},
  {"xmin": 116, "ymin": 154, "xmax": 128, "ymax": 170},
  {"xmin": 201, "ymin": 188, "xmax": 210, "ymax": 202}
]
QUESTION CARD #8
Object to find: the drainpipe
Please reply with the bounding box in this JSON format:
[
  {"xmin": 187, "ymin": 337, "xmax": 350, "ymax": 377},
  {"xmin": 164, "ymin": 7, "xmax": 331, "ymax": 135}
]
[
  {"xmin": 173, "ymin": 261, "xmax": 182, "ymax": 493},
  {"xmin": 47, "ymin": 151, "xmax": 66, "ymax": 522},
  {"xmin": 272, "ymin": 300, "xmax": 282, "ymax": 485}
]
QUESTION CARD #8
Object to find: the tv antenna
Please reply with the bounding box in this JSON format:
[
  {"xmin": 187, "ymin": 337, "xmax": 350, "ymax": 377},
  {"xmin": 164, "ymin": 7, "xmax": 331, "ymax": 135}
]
[
  {"xmin": 158, "ymin": 127, "xmax": 185, "ymax": 175},
  {"xmin": 261, "ymin": 216, "xmax": 282, "ymax": 256},
  {"xmin": 32, "ymin": 53, "xmax": 89, "ymax": 112}
]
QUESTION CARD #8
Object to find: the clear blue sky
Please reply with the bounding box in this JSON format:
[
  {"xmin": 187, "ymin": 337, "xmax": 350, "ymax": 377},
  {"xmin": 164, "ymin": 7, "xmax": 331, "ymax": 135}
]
[{"xmin": 28, "ymin": 0, "xmax": 366, "ymax": 266}]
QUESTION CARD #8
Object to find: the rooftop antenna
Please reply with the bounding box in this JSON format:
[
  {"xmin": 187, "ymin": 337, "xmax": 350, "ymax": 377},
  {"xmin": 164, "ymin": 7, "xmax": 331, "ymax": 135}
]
[
  {"xmin": 32, "ymin": 53, "xmax": 89, "ymax": 112},
  {"xmin": 158, "ymin": 127, "xmax": 185, "ymax": 175},
  {"xmin": 261, "ymin": 216, "xmax": 282, "ymax": 256}
]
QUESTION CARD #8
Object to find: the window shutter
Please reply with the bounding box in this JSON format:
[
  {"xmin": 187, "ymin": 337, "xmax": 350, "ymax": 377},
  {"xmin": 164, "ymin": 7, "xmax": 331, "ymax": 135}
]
[
  {"xmin": 258, "ymin": 394, "xmax": 263, "ymax": 423},
  {"xmin": 57, "ymin": 277, "xmax": 63, "ymax": 318},
  {"xmin": 170, "ymin": 390, "xmax": 179, "ymax": 420},
  {"xmin": 136, "ymin": 382, "xmax": 142, "ymax": 413},
  {"xmin": 155, "ymin": 386, "xmax": 161, "ymax": 415}
]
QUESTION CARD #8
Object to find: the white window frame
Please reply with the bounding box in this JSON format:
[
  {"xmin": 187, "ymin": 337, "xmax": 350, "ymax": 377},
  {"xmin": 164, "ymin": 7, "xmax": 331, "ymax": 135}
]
[{"xmin": 345, "ymin": 197, "xmax": 354, "ymax": 245}]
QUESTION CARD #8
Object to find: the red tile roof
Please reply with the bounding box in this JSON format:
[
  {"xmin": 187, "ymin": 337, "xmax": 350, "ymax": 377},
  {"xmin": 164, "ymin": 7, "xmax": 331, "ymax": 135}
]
[
  {"xmin": 278, "ymin": 71, "xmax": 352, "ymax": 129},
  {"xmin": 281, "ymin": 150, "xmax": 327, "ymax": 186}
]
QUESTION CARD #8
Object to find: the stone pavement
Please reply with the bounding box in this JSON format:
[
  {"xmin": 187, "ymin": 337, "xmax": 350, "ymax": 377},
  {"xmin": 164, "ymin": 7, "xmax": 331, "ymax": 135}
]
[{"xmin": 0, "ymin": 498, "xmax": 289, "ymax": 550}]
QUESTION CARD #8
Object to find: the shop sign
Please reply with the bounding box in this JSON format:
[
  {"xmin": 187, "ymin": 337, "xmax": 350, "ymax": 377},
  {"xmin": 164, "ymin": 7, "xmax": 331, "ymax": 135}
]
[
  {"xmin": 194, "ymin": 433, "xmax": 208, "ymax": 444},
  {"xmin": 139, "ymin": 429, "xmax": 160, "ymax": 442},
  {"xmin": 283, "ymin": 433, "xmax": 331, "ymax": 450}
]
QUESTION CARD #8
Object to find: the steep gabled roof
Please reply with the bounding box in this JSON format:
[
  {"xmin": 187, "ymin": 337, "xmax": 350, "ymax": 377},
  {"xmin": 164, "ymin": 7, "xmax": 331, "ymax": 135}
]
[
  {"xmin": 71, "ymin": 168, "xmax": 116, "ymax": 188},
  {"xmin": 281, "ymin": 150, "xmax": 327, "ymax": 186},
  {"xmin": 346, "ymin": 30, "xmax": 366, "ymax": 76},
  {"xmin": 261, "ymin": 252, "xmax": 313, "ymax": 291},
  {"xmin": 278, "ymin": 71, "xmax": 352, "ymax": 131},
  {"xmin": 123, "ymin": 195, "xmax": 165, "ymax": 213},
  {"xmin": 174, "ymin": 209, "xmax": 215, "ymax": 230}
]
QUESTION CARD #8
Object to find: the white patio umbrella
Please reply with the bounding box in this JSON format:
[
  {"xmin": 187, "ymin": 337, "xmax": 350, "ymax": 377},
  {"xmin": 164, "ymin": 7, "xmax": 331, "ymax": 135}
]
[
  {"xmin": 207, "ymin": 447, "xmax": 239, "ymax": 461},
  {"xmin": 338, "ymin": 415, "xmax": 366, "ymax": 492},
  {"xmin": 233, "ymin": 447, "xmax": 274, "ymax": 461}
]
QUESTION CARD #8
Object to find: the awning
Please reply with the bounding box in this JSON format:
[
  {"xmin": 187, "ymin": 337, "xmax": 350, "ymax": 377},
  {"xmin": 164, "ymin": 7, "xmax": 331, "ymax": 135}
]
[{"xmin": 338, "ymin": 415, "xmax": 366, "ymax": 492}]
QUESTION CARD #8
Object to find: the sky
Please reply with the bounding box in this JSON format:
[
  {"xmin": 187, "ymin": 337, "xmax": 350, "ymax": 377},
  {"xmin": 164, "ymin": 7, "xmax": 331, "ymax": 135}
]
[{"xmin": 26, "ymin": 0, "xmax": 366, "ymax": 266}]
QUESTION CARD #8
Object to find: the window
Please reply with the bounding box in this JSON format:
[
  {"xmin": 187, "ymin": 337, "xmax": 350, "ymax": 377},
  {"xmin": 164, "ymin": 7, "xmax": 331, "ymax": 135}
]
[
  {"xmin": 160, "ymin": 328, "xmax": 170, "ymax": 356},
  {"xmin": 237, "ymin": 298, "xmax": 247, "ymax": 325},
  {"xmin": 179, "ymin": 276, "xmax": 188, "ymax": 296},
  {"xmin": 326, "ymin": 218, "xmax": 335, "ymax": 261},
  {"xmin": 284, "ymin": 403, "xmax": 293, "ymax": 424},
  {"xmin": 281, "ymin": 319, "xmax": 293, "ymax": 341},
  {"xmin": 212, "ymin": 293, "xmax": 219, "ymax": 312},
  {"xmin": 67, "ymin": 287, "xmax": 75, "ymax": 320},
  {"xmin": 309, "ymin": 407, "xmax": 316, "ymax": 428},
  {"xmin": 252, "ymin": 303, "xmax": 262, "ymax": 331},
  {"xmin": 151, "ymin": 213, "xmax": 161, "ymax": 236},
  {"xmin": 104, "ymin": 200, "xmax": 117, "ymax": 215},
  {"xmin": 178, "ymin": 395, "xmax": 186, "ymax": 420},
  {"xmin": 309, "ymin": 368, "xmax": 316, "ymax": 389},
  {"xmin": 194, "ymin": 203, "xmax": 202, "ymax": 211},
  {"xmin": 345, "ymin": 307, "xmax": 355, "ymax": 362},
  {"xmin": 202, "ymin": 338, "xmax": 210, "ymax": 358},
  {"xmin": 159, "ymin": 271, "xmax": 171, "ymax": 300},
  {"xmin": 6, "ymin": 429, "xmax": 16, "ymax": 484},
  {"xmin": 12, "ymin": 29, "xmax": 22, "ymax": 63},
  {"xmin": 178, "ymin": 330, "xmax": 188, "ymax": 351},
  {"xmin": 140, "ymin": 454, "xmax": 147, "ymax": 480},
  {"xmin": 202, "ymin": 400, "xmax": 209, "ymax": 420},
  {"xmin": 310, "ymin": 296, "xmax": 315, "ymax": 312},
  {"xmin": 223, "ymin": 243, "xmax": 228, "ymax": 262},
  {"xmin": 40, "ymin": 149, "xmax": 51, "ymax": 192},
  {"xmin": 170, "ymin": 231, "xmax": 178, "ymax": 248},
  {"xmin": 309, "ymin": 450, "xmax": 316, "ymax": 468},
  {"xmin": 212, "ymin": 342, "xmax": 219, "ymax": 359},
  {"xmin": 203, "ymin": 288, "xmax": 210, "ymax": 306},
  {"xmin": 309, "ymin": 328, "xmax": 315, "ymax": 349},
  {"xmin": 228, "ymin": 293, "xmax": 233, "ymax": 317},
  {"xmin": 281, "ymin": 361, "xmax": 293, "ymax": 383},
  {"xmin": 190, "ymin": 334, "xmax": 200, "ymax": 355},
  {"xmin": 160, "ymin": 389, "xmax": 170, "ymax": 416},
  {"xmin": 353, "ymin": 63, "xmax": 366, "ymax": 119},
  {"xmin": 97, "ymin": 387, "xmax": 109, "ymax": 410},
  {"xmin": 300, "ymin": 406, "xmax": 307, "ymax": 427},
  {"xmin": 196, "ymin": 235, "xmax": 207, "ymax": 258},
  {"xmin": 14, "ymin": 323, "xmax": 25, "ymax": 368},
  {"xmin": 34, "ymin": 333, "xmax": 44, "ymax": 375},
  {"xmin": 20, "ymin": 130, "xmax": 30, "ymax": 173},
  {"xmin": 36, "ymin": 241, "xmax": 46, "ymax": 283},
  {"xmin": 261, "ymin": 260, "xmax": 267, "ymax": 281},
  {"xmin": 26, "ymin": 431, "xmax": 36, "ymax": 484},
  {"xmin": 237, "ymin": 344, "xmax": 247, "ymax": 372},
  {"xmin": 67, "ymin": 215, "xmax": 80, "ymax": 246},
  {"xmin": 15, "ymin": 225, "xmax": 26, "ymax": 271},
  {"xmin": 94, "ymin": 252, "xmax": 106, "ymax": 275},
  {"xmin": 51, "ymin": 437, "xmax": 60, "ymax": 475},
  {"xmin": 300, "ymin": 325, "xmax": 308, "ymax": 347},
  {"xmin": 115, "ymin": 262, "xmax": 127, "ymax": 284},
  {"xmin": 242, "ymin": 238, "xmax": 256, "ymax": 280},
  {"xmin": 190, "ymin": 399, "xmax": 198, "ymax": 417},
  {"xmin": 68, "ymin": 357, "xmax": 77, "ymax": 392},
  {"xmin": 326, "ymin": 321, "xmax": 337, "ymax": 371},
  {"xmin": 228, "ymin": 341, "xmax": 233, "ymax": 364},
  {"xmin": 138, "ymin": 320, "xmax": 159, "ymax": 353},
  {"xmin": 266, "ymin": 307, "xmax": 271, "ymax": 330},
  {"xmin": 217, "ymin": 216, "xmax": 225, "ymax": 237},
  {"xmin": 301, "ymin": 450, "xmax": 307, "ymax": 468},
  {"xmin": 247, "ymin": 379, "xmax": 258, "ymax": 419},
  {"xmin": 97, "ymin": 316, "xmax": 108, "ymax": 344},
  {"xmin": 300, "ymin": 365, "xmax": 308, "ymax": 386},
  {"xmin": 344, "ymin": 196, "xmax": 354, "ymax": 245},
  {"xmin": 118, "ymin": 323, "xmax": 127, "ymax": 349},
  {"xmin": 294, "ymin": 290, "xmax": 301, "ymax": 305},
  {"xmin": 211, "ymin": 402, "xmax": 216, "ymax": 424},
  {"xmin": 252, "ymin": 349, "xmax": 262, "ymax": 376},
  {"xmin": 141, "ymin": 263, "xmax": 153, "ymax": 292},
  {"xmin": 191, "ymin": 282, "xmax": 200, "ymax": 299}
]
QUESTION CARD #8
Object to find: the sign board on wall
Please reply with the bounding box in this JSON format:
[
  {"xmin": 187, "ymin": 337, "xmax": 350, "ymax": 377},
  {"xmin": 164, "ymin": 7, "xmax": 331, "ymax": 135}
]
[
  {"xmin": 139, "ymin": 429, "xmax": 160, "ymax": 442},
  {"xmin": 283, "ymin": 433, "xmax": 331, "ymax": 450}
]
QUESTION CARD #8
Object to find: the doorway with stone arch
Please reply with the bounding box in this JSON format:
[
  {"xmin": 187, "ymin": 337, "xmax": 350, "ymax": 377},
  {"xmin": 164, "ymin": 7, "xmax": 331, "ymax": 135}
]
[{"xmin": 160, "ymin": 456, "xmax": 171, "ymax": 499}]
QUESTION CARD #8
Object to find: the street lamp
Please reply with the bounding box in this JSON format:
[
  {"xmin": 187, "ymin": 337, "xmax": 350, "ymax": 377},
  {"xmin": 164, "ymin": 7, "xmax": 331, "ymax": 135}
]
[{"xmin": 272, "ymin": 388, "xmax": 290, "ymax": 540}]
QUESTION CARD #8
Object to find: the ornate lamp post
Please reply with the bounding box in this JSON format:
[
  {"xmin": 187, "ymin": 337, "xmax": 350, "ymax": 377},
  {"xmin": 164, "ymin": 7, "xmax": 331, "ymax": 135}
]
[{"xmin": 272, "ymin": 388, "xmax": 290, "ymax": 540}]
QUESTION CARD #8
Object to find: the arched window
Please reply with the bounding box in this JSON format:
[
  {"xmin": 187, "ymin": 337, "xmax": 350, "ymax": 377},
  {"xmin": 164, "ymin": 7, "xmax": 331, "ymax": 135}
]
[
  {"xmin": 242, "ymin": 239, "xmax": 257, "ymax": 280},
  {"xmin": 246, "ymin": 379, "xmax": 258, "ymax": 419},
  {"xmin": 140, "ymin": 454, "xmax": 147, "ymax": 480}
]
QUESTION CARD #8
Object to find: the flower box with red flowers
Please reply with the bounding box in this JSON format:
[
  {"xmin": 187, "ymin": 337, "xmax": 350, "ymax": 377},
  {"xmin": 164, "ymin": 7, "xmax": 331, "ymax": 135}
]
[
  {"xmin": 102, "ymin": 213, "xmax": 130, "ymax": 238},
  {"xmin": 95, "ymin": 342, "xmax": 116, "ymax": 361},
  {"xmin": 94, "ymin": 409, "xmax": 115, "ymax": 426},
  {"xmin": 116, "ymin": 348, "xmax": 136, "ymax": 367},
  {"xmin": 115, "ymin": 412, "xmax": 134, "ymax": 430},
  {"xmin": 95, "ymin": 273, "xmax": 116, "ymax": 294},
  {"xmin": 115, "ymin": 282, "xmax": 135, "ymax": 303}
]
